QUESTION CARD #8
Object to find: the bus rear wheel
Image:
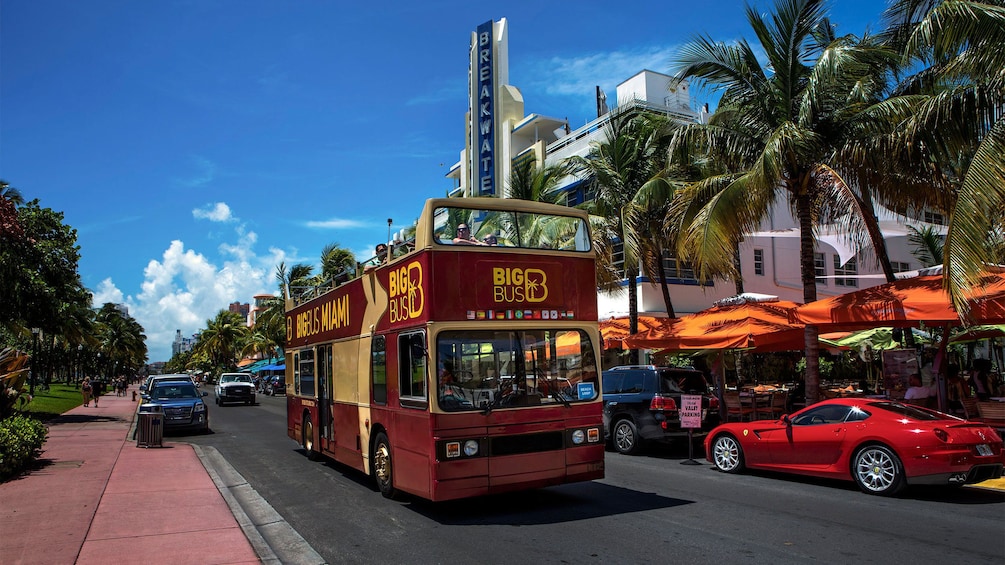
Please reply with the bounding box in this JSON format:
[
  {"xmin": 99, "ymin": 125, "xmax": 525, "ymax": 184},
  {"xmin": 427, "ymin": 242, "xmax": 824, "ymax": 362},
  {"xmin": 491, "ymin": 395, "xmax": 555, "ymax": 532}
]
[
  {"xmin": 302, "ymin": 413, "xmax": 320, "ymax": 461},
  {"xmin": 373, "ymin": 432, "xmax": 397, "ymax": 499}
]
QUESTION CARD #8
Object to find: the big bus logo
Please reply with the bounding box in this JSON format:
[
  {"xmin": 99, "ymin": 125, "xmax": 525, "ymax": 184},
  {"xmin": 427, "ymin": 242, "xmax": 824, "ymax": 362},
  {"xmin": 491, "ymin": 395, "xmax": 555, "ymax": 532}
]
[
  {"xmin": 492, "ymin": 267, "xmax": 548, "ymax": 303},
  {"xmin": 389, "ymin": 261, "xmax": 424, "ymax": 323}
]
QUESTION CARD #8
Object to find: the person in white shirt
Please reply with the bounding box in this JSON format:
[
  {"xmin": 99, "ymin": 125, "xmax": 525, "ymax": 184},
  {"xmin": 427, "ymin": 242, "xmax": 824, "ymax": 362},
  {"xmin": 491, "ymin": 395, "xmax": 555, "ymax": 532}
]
[{"xmin": 904, "ymin": 374, "xmax": 931, "ymax": 400}]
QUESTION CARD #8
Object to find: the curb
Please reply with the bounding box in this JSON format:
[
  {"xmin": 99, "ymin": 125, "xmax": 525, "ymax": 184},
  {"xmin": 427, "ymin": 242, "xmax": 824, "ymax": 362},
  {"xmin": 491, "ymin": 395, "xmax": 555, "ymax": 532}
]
[{"xmin": 191, "ymin": 444, "xmax": 327, "ymax": 565}]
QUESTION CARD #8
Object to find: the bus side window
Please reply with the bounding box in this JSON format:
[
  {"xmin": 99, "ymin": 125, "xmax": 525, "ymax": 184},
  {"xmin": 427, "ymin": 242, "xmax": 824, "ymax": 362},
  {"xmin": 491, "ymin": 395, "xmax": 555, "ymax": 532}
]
[
  {"xmin": 398, "ymin": 332, "xmax": 428, "ymax": 407},
  {"xmin": 372, "ymin": 335, "xmax": 387, "ymax": 405}
]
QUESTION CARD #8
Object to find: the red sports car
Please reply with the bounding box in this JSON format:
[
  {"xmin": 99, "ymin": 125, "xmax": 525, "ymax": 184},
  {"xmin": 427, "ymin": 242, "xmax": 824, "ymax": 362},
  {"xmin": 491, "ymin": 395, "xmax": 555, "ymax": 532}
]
[{"xmin": 705, "ymin": 398, "xmax": 1004, "ymax": 496}]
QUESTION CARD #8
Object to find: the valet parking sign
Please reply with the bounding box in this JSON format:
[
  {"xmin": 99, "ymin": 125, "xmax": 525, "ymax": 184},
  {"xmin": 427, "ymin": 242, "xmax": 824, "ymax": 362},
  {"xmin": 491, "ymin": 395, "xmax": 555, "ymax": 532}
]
[{"xmin": 680, "ymin": 394, "xmax": 703, "ymax": 429}]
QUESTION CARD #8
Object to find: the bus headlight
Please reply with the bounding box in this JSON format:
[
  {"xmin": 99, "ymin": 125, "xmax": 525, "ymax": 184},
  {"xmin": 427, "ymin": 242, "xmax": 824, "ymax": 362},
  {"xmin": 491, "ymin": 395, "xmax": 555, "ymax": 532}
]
[
  {"xmin": 463, "ymin": 439, "xmax": 479, "ymax": 457},
  {"xmin": 571, "ymin": 429, "xmax": 586, "ymax": 445}
]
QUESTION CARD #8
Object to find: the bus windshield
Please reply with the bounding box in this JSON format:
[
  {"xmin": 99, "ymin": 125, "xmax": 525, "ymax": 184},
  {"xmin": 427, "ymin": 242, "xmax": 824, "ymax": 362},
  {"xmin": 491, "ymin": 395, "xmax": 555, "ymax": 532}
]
[
  {"xmin": 435, "ymin": 329, "xmax": 599, "ymax": 412},
  {"xmin": 432, "ymin": 206, "xmax": 591, "ymax": 251}
]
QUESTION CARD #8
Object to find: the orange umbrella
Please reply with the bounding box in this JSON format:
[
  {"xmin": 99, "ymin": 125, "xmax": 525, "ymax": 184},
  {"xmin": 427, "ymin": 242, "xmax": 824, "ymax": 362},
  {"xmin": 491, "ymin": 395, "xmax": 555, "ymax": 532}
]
[
  {"xmin": 791, "ymin": 273, "xmax": 1005, "ymax": 331},
  {"xmin": 599, "ymin": 315, "xmax": 669, "ymax": 349},
  {"xmin": 622, "ymin": 299, "xmax": 805, "ymax": 352}
]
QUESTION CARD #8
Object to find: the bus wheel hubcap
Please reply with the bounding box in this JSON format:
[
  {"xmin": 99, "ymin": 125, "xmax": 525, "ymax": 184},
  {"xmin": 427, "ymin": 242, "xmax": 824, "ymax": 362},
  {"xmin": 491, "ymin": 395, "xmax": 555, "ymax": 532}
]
[{"xmin": 375, "ymin": 444, "xmax": 391, "ymax": 481}]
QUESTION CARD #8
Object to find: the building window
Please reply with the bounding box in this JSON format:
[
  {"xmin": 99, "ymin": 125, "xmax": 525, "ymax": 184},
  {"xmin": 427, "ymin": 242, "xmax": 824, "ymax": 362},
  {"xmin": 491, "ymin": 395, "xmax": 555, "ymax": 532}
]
[
  {"xmin": 753, "ymin": 249, "xmax": 764, "ymax": 276},
  {"xmin": 660, "ymin": 253, "xmax": 697, "ymax": 282},
  {"xmin": 814, "ymin": 253, "xmax": 827, "ymax": 286},
  {"xmin": 612, "ymin": 241, "xmax": 625, "ymax": 277},
  {"xmin": 923, "ymin": 211, "xmax": 946, "ymax": 225},
  {"xmin": 834, "ymin": 256, "xmax": 859, "ymax": 287},
  {"xmin": 892, "ymin": 261, "xmax": 910, "ymax": 275}
]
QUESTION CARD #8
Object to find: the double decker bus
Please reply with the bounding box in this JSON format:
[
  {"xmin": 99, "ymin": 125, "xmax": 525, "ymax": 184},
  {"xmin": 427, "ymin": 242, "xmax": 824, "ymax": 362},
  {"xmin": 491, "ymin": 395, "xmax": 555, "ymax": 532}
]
[{"xmin": 283, "ymin": 197, "xmax": 604, "ymax": 501}]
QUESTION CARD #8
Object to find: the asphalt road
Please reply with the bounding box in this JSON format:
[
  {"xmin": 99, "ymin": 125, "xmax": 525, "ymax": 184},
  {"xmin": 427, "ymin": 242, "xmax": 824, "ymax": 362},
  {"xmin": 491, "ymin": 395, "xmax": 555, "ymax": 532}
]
[{"xmin": 181, "ymin": 393, "xmax": 1005, "ymax": 565}]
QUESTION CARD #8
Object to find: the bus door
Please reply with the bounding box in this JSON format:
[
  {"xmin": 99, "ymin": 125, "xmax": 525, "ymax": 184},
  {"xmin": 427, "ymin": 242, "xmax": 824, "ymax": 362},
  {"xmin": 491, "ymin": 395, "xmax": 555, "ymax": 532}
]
[{"xmin": 317, "ymin": 344, "xmax": 334, "ymax": 447}]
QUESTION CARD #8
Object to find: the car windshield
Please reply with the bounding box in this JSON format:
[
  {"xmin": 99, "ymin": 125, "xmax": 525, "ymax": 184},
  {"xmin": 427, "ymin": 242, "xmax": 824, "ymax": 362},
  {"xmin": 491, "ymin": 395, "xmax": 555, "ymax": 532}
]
[
  {"xmin": 432, "ymin": 206, "xmax": 591, "ymax": 251},
  {"xmin": 874, "ymin": 401, "xmax": 947, "ymax": 421},
  {"xmin": 152, "ymin": 384, "xmax": 199, "ymax": 399},
  {"xmin": 436, "ymin": 329, "xmax": 599, "ymax": 412},
  {"xmin": 221, "ymin": 375, "xmax": 251, "ymax": 383},
  {"xmin": 658, "ymin": 369, "xmax": 708, "ymax": 394}
]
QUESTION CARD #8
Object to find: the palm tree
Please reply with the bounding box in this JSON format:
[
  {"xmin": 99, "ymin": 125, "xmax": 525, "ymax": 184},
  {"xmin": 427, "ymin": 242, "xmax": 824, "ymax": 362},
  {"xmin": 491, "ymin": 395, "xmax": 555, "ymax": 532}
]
[
  {"xmin": 0, "ymin": 180, "xmax": 24, "ymax": 205},
  {"xmin": 879, "ymin": 0, "xmax": 1005, "ymax": 314},
  {"xmin": 318, "ymin": 242, "xmax": 356, "ymax": 283},
  {"xmin": 94, "ymin": 303, "xmax": 147, "ymax": 380},
  {"xmin": 505, "ymin": 158, "xmax": 572, "ymax": 204},
  {"xmin": 668, "ymin": 0, "xmax": 904, "ymax": 403},
  {"xmin": 194, "ymin": 309, "xmax": 249, "ymax": 374},
  {"xmin": 569, "ymin": 110, "xmax": 670, "ymax": 363}
]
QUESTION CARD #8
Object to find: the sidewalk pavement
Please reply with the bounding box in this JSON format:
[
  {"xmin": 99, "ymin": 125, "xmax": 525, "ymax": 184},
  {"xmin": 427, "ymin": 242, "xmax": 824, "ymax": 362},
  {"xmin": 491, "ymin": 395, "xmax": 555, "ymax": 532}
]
[{"xmin": 0, "ymin": 384, "xmax": 324, "ymax": 565}]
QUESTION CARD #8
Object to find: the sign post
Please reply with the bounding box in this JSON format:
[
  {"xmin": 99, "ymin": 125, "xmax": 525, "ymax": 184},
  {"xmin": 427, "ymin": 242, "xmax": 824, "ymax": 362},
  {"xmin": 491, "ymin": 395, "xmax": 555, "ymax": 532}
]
[{"xmin": 679, "ymin": 394, "xmax": 703, "ymax": 465}]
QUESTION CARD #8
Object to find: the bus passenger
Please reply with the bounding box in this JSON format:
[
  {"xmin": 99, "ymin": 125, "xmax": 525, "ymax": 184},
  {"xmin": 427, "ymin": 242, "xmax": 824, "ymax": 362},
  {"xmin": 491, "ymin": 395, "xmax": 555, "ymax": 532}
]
[
  {"xmin": 438, "ymin": 362, "xmax": 467, "ymax": 407},
  {"xmin": 453, "ymin": 224, "xmax": 485, "ymax": 245},
  {"xmin": 483, "ymin": 233, "xmax": 498, "ymax": 245}
]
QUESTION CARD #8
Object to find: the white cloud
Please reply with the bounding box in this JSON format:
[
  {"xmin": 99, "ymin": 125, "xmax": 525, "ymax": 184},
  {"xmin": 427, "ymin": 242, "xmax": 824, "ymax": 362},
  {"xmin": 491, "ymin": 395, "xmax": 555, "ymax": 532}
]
[
  {"xmin": 92, "ymin": 278, "xmax": 125, "ymax": 305},
  {"xmin": 523, "ymin": 45, "xmax": 681, "ymax": 98},
  {"xmin": 98, "ymin": 224, "xmax": 289, "ymax": 362},
  {"xmin": 175, "ymin": 156, "xmax": 218, "ymax": 188},
  {"xmin": 304, "ymin": 217, "xmax": 369, "ymax": 230},
  {"xmin": 193, "ymin": 202, "xmax": 235, "ymax": 222}
]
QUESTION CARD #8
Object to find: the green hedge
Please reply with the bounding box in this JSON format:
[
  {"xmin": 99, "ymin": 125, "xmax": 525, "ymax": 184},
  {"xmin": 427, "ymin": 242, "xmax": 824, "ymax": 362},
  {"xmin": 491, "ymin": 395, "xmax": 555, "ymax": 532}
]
[{"xmin": 0, "ymin": 416, "xmax": 48, "ymax": 480}]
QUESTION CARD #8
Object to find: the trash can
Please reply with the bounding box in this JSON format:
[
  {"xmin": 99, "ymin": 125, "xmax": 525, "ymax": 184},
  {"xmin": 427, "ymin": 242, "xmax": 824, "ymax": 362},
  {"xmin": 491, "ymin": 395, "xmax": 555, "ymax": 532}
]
[{"xmin": 136, "ymin": 403, "xmax": 163, "ymax": 448}]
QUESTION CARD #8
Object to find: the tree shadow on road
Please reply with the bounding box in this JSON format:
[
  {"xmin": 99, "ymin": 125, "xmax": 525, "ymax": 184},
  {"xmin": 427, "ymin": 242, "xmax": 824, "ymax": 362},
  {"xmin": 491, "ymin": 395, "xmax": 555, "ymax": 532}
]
[{"xmin": 406, "ymin": 481, "xmax": 694, "ymax": 526}]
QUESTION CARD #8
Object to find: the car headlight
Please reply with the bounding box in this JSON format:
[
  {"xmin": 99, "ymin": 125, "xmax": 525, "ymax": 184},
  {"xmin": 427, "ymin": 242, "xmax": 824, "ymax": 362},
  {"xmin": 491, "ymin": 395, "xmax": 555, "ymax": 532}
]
[
  {"xmin": 463, "ymin": 439, "xmax": 479, "ymax": 456},
  {"xmin": 193, "ymin": 403, "xmax": 206, "ymax": 413},
  {"xmin": 571, "ymin": 429, "xmax": 586, "ymax": 445}
]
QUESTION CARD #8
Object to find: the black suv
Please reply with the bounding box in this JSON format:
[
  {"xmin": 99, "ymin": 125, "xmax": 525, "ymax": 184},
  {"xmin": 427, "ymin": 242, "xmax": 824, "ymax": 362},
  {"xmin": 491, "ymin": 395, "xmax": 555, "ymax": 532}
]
[{"xmin": 602, "ymin": 365, "xmax": 720, "ymax": 454}]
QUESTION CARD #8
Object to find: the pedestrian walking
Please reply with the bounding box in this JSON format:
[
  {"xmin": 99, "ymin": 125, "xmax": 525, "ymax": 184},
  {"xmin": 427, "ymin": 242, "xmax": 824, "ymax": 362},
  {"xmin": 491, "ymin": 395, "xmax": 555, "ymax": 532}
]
[
  {"xmin": 93, "ymin": 379, "xmax": 101, "ymax": 407},
  {"xmin": 81, "ymin": 377, "xmax": 92, "ymax": 407}
]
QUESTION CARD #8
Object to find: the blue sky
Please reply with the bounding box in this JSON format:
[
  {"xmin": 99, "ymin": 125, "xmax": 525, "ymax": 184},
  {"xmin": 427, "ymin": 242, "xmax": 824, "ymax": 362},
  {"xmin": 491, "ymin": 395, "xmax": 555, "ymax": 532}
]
[{"xmin": 1, "ymin": 1, "xmax": 888, "ymax": 361}]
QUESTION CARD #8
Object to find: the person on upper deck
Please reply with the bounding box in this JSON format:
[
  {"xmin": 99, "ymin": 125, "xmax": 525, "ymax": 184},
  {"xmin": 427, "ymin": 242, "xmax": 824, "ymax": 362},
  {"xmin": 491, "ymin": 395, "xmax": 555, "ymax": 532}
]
[{"xmin": 452, "ymin": 224, "xmax": 485, "ymax": 245}]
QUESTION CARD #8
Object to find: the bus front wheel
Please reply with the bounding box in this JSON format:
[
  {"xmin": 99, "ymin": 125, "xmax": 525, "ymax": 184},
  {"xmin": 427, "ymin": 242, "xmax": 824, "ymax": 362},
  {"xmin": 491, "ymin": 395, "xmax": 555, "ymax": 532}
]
[
  {"xmin": 373, "ymin": 432, "xmax": 397, "ymax": 499},
  {"xmin": 302, "ymin": 413, "xmax": 320, "ymax": 461}
]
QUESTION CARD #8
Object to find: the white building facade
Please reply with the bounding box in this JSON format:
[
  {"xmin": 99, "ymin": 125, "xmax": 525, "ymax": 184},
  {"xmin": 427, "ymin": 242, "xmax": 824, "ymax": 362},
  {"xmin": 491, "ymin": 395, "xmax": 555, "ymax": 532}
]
[{"xmin": 447, "ymin": 18, "xmax": 947, "ymax": 320}]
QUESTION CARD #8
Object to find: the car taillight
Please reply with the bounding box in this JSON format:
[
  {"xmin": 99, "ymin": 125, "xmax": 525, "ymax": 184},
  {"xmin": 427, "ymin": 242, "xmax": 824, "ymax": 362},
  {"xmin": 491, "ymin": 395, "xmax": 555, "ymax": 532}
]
[
  {"xmin": 933, "ymin": 428, "xmax": 949, "ymax": 443},
  {"xmin": 650, "ymin": 394, "xmax": 678, "ymax": 411},
  {"xmin": 708, "ymin": 396, "xmax": 719, "ymax": 410}
]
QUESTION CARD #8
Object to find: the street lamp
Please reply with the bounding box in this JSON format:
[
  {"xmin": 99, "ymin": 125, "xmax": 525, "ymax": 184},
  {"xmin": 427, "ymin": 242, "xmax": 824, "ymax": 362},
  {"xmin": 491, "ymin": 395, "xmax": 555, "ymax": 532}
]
[{"xmin": 30, "ymin": 327, "xmax": 40, "ymax": 396}]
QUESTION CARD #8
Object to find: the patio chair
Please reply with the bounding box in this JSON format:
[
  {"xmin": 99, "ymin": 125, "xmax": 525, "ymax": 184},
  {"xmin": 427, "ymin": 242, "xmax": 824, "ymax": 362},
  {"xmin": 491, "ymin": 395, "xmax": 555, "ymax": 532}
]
[
  {"xmin": 764, "ymin": 391, "xmax": 788, "ymax": 419},
  {"xmin": 723, "ymin": 391, "xmax": 754, "ymax": 422},
  {"xmin": 961, "ymin": 398, "xmax": 980, "ymax": 420}
]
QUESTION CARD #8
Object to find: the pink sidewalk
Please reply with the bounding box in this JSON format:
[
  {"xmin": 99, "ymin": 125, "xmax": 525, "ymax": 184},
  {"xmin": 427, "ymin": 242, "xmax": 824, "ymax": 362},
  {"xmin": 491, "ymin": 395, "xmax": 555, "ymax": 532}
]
[{"xmin": 0, "ymin": 385, "xmax": 259, "ymax": 565}]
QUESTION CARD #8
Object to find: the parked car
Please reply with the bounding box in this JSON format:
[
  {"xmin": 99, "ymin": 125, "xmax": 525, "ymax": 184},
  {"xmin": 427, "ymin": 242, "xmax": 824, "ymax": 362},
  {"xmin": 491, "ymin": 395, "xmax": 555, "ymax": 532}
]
[
  {"xmin": 140, "ymin": 374, "xmax": 197, "ymax": 400},
  {"xmin": 215, "ymin": 373, "xmax": 256, "ymax": 406},
  {"xmin": 264, "ymin": 375, "xmax": 285, "ymax": 396},
  {"xmin": 146, "ymin": 380, "xmax": 210, "ymax": 434},
  {"xmin": 602, "ymin": 365, "xmax": 720, "ymax": 455},
  {"xmin": 705, "ymin": 398, "xmax": 1005, "ymax": 496}
]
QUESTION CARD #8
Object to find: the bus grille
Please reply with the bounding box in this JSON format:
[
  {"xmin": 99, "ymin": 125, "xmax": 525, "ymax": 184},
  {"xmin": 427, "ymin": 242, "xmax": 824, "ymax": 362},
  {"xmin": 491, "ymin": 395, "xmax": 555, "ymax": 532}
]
[{"xmin": 490, "ymin": 432, "xmax": 564, "ymax": 456}]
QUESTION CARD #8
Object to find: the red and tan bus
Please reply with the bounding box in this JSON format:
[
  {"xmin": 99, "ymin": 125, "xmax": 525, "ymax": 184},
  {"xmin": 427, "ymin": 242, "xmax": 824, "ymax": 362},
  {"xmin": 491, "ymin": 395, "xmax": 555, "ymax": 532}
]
[{"xmin": 283, "ymin": 197, "xmax": 604, "ymax": 501}]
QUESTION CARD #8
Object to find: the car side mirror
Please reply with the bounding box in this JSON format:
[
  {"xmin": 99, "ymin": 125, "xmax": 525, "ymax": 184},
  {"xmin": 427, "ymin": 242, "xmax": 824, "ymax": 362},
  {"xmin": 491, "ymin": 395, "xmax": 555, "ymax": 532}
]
[
  {"xmin": 202, "ymin": 391, "xmax": 208, "ymax": 397},
  {"xmin": 139, "ymin": 385, "xmax": 147, "ymax": 392},
  {"xmin": 782, "ymin": 414, "xmax": 792, "ymax": 426}
]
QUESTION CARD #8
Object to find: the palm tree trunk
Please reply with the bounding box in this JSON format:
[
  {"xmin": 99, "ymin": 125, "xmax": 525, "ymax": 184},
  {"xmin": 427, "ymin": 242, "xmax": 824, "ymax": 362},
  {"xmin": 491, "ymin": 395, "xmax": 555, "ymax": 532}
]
[
  {"xmin": 627, "ymin": 258, "xmax": 640, "ymax": 365},
  {"xmin": 797, "ymin": 189, "xmax": 821, "ymax": 405},
  {"xmin": 732, "ymin": 245, "xmax": 745, "ymax": 295},
  {"xmin": 654, "ymin": 247, "xmax": 676, "ymax": 318}
]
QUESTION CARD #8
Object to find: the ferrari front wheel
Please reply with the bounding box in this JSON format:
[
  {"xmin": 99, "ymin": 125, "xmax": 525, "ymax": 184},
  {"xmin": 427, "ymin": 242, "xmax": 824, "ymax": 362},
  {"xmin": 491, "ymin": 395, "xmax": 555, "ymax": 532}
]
[
  {"xmin": 852, "ymin": 444, "xmax": 905, "ymax": 496},
  {"xmin": 711, "ymin": 434, "xmax": 744, "ymax": 474}
]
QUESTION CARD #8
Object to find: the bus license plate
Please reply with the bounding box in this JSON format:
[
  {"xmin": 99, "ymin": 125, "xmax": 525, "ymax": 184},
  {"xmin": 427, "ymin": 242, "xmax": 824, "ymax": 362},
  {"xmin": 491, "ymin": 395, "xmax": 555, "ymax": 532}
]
[{"xmin": 976, "ymin": 444, "xmax": 992, "ymax": 456}]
